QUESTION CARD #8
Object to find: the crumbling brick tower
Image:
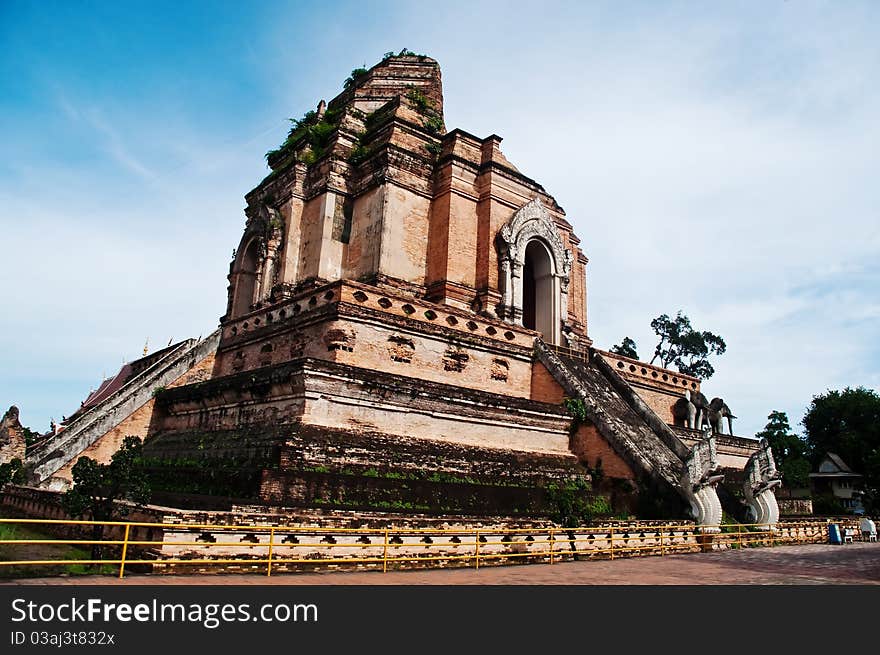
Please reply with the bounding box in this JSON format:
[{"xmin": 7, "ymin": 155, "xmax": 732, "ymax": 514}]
[{"xmin": 143, "ymin": 54, "xmax": 744, "ymax": 519}]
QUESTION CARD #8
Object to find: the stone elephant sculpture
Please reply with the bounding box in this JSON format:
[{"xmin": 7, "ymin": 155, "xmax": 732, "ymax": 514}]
[
  {"xmin": 691, "ymin": 391, "xmax": 711, "ymax": 430},
  {"xmin": 672, "ymin": 391, "xmax": 697, "ymax": 429},
  {"xmin": 708, "ymin": 397, "xmax": 736, "ymax": 435}
]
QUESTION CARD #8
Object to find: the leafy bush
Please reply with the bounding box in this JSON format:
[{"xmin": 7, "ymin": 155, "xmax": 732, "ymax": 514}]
[
  {"xmin": 545, "ymin": 479, "xmax": 610, "ymax": 527},
  {"xmin": 0, "ymin": 458, "xmax": 24, "ymax": 486},
  {"xmin": 343, "ymin": 67, "xmax": 368, "ymax": 89},
  {"xmin": 266, "ymin": 106, "xmax": 343, "ymax": 166}
]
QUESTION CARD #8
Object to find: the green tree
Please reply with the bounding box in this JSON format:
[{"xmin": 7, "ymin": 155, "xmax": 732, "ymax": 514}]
[
  {"xmin": 62, "ymin": 436, "xmax": 151, "ymax": 560},
  {"xmin": 802, "ymin": 387, "xmax": 880, "ymax": 513},
  {"xmin": 649, "ymin": 311, "xmax": 726, "ymax": 379},
  {"xmin": 609, "ymin": 337, "xmax": 638, "ymax": 359},
  {"xmin": 544, "ymin": 479, "xmax": 611, "ymax": 528},
  {"xmin": 755, "ymin": 411, "xmax": 810, "ymax": 488},
  {"xmin": 21, "ymin": 425, "xmax": 41, "ymax": 447},
  {"xmin": 0, "ymin": 458, "xmax": 24, "ymax": 487}
]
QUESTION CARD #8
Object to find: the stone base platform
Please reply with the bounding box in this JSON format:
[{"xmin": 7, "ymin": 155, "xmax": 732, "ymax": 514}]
[{"xmin": 142, "ymin": 357, "xmax": 590, "ymax": 515}]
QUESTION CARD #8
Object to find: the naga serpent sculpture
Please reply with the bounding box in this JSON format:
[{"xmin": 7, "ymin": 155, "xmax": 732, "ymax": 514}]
[
  {"xmin": 681, "ymin": 425, "xmax": 724, "ymax": 532},
  {"xmin": 743, "ymin": 438, "xmax": 782, "ymax": 528}
]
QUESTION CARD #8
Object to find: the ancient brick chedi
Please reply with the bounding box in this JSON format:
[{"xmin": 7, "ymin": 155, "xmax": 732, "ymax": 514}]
[{"xmin": 19, "ymin": 54, "xmax": 776, "ymax": 525}]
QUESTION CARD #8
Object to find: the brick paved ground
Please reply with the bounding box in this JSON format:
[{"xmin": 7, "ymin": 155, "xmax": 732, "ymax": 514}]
[{"xmin": 4, "ymin": 542, "xmax": 878, "ymax": 585}]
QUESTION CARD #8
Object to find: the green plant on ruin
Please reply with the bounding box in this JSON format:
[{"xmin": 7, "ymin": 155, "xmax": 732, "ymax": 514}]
[
  {"xmin": 0, "ymin": 458, "xmax": 24, "ymax": 487},
  {"xmin": 544, "ymin": 479, "xmax": 610, "ymax": 528},
  {"xmin": 422, "ymin": 114, "xmax": 444, "ymax": 136},
  {"xmin": 349, "ymin": 140, "xmax": 374, "ymax": 165},
  {"xmin": 151, "ymin": 386, "xmax": 166, "ymax": 398},
  {"xmin": 405, "ymin": 84, "xmax": 436, "ymax": 115},
  {"xmin": 343, "ymin": 66, "xmax": 369, "ymax": 89},
  {"xmin": 383, "ymin": 48, "xmax": 429, "ymax": 61},
  {"xmin": 563, "ymin": 396, "xmax": 589, "ymax": 436},
  {"xmin": 423, "ymin": 142, "xmax": 442, "ymax": 157},
  {"xmin": 266, "ymin": 105, "xmax": 343, "ymax": 167},
  {"xmin": 349, "ymin": 108, "xmax": 395, "ymax": 165}
]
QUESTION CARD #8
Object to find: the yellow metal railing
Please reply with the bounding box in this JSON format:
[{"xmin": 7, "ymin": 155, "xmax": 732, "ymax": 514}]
[{"xmin": 0, "ymin": 517, "xmax": 863, "ymax": 579}]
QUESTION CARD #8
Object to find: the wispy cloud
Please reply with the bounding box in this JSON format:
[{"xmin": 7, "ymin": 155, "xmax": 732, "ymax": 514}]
[
  {"xmin": 2, "ymin": 1, "xmax": 878, "ymax": 437},
  {"xmin": 56, "ymin": 92, "xmax": 158, "ymax": 181}
]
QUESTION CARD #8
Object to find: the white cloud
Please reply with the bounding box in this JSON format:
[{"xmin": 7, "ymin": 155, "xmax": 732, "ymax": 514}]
[{"xmin": 3, "ymin": 1, "xmax": 878, "ymax": 439}]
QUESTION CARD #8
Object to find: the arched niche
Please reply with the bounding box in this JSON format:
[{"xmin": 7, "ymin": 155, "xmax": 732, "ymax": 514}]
[
  {"xmin": 497, "ymin": 197, "xmax": 572, "ymax": 344},
  {"xmin": 226, "ymin": 204, "xmax": 285, "ymax": 319},
  {"xmin": 231, "ymin": 237, "xmax": 261, "ymax": 318},
  {"xmin": 522, "ymin": 239, "xmax": 556, "ymax": 340}
]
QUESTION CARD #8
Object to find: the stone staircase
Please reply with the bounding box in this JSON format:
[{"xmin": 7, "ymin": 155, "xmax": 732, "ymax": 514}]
[
  {"xmin": 535, "ymin": 341, "xmax": 693, "ymax": 512},
  {"xmin": 28, "ymin": 332, "xmax": 220, "ymax": 487}
]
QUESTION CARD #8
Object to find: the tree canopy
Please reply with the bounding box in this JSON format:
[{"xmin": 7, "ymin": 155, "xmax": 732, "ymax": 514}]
[
  {"xmin": 648, "ymin": 311, "xmax": 726, "ymax": 379},
  {"xmin": 609, "ymin": 337, "xmax": 638, "ymax": 359},
  {"xmin": 63, "ymin": 435, "xmax": 150, "ymax": 521},
  {"xmin": 756, "ymin": 411, "xmax": 810, "ymax": 489},
  {"xmin": 0, "ymin": 458, "xmax": 24, "ymax": 487},
  {"xmin": 62, "ymin": 436, "xmax": 151, "ymax": 559},
  {"xmin": 802, "ymin": 387, "xmax": 880, "ymax": 512}
]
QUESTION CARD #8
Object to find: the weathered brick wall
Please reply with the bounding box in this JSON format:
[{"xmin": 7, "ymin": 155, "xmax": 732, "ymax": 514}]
[
  {"xmin": 599, "ymin": 351, "xmax": 702, "ymax": 426},
  {"xmin": 52, "ymin": 400, "xmax": 155, "ymax": 483},
  {"xmin": 154, "ymin": 358, "xmax": 573, "ymax": 457},
  {"xmin": 346, "ymin": 184, "xmax": 384, "ymax": 280},
  {"xmin": 294, "ymin": 190, "xmax": 328, "ymax": 282},
  {"xmin": 6, "ymin": 486, "xmax": 838, "ymax": 575},
  {"xmin": 0, "ymin": 406, "xmax": 26, "ymax": 465},
  {"xmin": 378, "ymin": 185, "xmax": 431, "ymax": 285},
  {"xmin": 230, "ymin": 55, "xmax": 589, "ymax": 340},
  {"xmin": 674, "ymin": 427, "xmax": 758, "ymax": 470},
  {"xmin": 530, "ymin": 360, "xmax": 567, "ymax": 405},
  {"xmin": 628, "ymin": 385, "xmax": 679, "ymax": 425},
  {"xmin": 214, "ymin": 281, "xmax": 539, "ymax": 399},
  {"xmin": 569, "ymin": 423, "xmax": 636, "ymax": 481}
]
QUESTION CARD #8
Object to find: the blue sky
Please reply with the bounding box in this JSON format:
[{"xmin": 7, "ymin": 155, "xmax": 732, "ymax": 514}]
[{"xmin": 1, "ymin": 1, "xmax": 878, "ymax": 438}]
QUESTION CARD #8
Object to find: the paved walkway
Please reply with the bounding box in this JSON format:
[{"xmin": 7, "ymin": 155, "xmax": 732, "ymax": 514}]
[{"xmin": 4, "ymin": 542, "xmax": 879, "ymax": 585}]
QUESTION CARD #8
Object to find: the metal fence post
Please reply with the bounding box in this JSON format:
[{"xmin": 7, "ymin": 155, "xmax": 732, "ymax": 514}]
[
  {"xmin": 549, "ymin": 529, "xmax": 555, "ymax": 564},
  {"xmin": 382, "ymin": 529, "xmax": 389, "ymax": 573},
  {"xmin": 267, "ymin": 527, "xmax": 275, "ymax": 577},
  {"xmin": 659, "ymin": 525, "xmax": 664, "ymax": 556},
  {"xmin": 118, "ymin": 523, "xmax": 130, "ymax": 579},
  {"xmin": 610, "ymin": 527, "xmax": 614, "ymax": 560},
  {"xmin": 475, "ymin": 530, "xmax": 480, "ymax": 570}
]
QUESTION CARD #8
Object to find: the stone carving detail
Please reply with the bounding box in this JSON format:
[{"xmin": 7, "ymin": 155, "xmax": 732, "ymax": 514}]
[
  {"xmin": 323, "ymin": 329, "xmax": 355, "ymax": 353},
  {"xmin": 256, "ymin": 205, "xmax": 285, "ymax": 302},
  {"xmin": 687, "ymin": 391, "xmax": 711, "ymax": 430},
  {"xmin": 0, "ymin": 405, "xmax": 26, "ymax": 466},
  {"xmin": 672, "ymin": 390, "xmax": 698, "ymax": 429},
  {"xmin": 743, "ymin": 438, "xmax": 782, "ymax": 527},
  {"xmin": 442, "ymin": 346, "xmax": 469, "ymax": 372},
  {"xmin": 490, "ymin": 358, "xmax": 509, "ymax": 382},
  {"xmin": 231, "ymin": 350, "xmax": 247, "ymax": 373},
  {"xmin": 497, "ymin": 197, "xmax": 572, "ymax": 332},
  {"xmin": 388, "ymin": 335, "xmax": 415, "ymax": 363},
  {"xmin": 681, "ymin": 426, "xmax": 724, "ymax": 531},
  {"xmin": 707, "ymin": 397, "xmax": 736, "ymax": 435}
]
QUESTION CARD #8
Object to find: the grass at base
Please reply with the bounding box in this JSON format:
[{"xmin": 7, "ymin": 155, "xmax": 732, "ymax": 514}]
[{"xmin": 0, "ymin": 521, "xmax": 117, "ymax": 579}]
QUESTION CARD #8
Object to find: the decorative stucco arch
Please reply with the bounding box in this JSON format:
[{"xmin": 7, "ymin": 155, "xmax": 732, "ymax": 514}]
[
  {"xmin": 497, "ymin": 197, "xmax": 572, "ymax": 344},
  {"xmin": 227, "ymin": 205, "xmax": 284, "ymax": 318},
  {"xmin": 230, "ymin": 235, "xmax": 262, "ymax": 318}
]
